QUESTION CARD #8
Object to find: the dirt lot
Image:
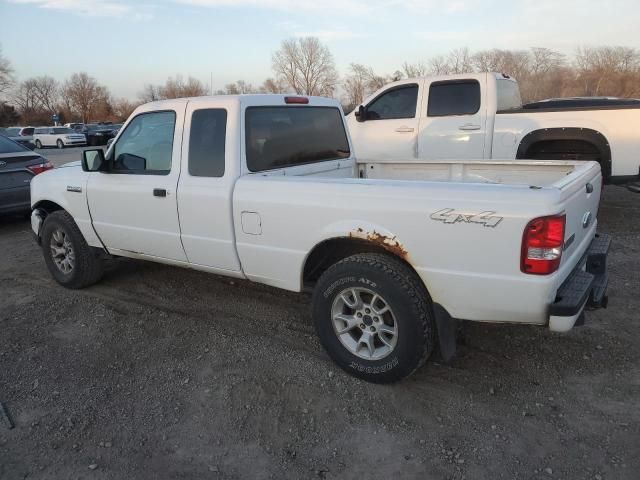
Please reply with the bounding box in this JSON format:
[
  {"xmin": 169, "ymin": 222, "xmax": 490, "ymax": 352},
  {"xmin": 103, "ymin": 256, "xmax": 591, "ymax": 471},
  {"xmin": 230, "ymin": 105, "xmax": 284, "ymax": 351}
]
[{"xmin": 0, "ymin": 186, "xmax": 638, "ymax": 480}]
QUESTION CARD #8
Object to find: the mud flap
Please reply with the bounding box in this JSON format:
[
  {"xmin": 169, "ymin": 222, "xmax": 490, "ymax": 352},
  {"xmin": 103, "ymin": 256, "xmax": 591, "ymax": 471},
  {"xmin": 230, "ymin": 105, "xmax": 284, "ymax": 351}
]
[{"xmin": 433, "ymin": 303, "xmax": 458, "ymax": 363}]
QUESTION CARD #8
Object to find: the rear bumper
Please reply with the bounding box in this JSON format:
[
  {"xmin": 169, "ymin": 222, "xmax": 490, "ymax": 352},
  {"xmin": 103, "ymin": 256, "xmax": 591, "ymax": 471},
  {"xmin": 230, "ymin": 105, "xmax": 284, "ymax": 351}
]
[{"xmin": 549, "ymin": 233, "xmax": 610, "ymax": 332}]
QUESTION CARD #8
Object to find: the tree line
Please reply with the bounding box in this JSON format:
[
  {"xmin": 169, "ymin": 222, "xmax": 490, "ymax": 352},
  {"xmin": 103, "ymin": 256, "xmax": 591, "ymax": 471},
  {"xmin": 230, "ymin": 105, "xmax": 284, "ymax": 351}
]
[{"xmin": 1, "ymin": 39, "xmax": 639, "ymax": 126}]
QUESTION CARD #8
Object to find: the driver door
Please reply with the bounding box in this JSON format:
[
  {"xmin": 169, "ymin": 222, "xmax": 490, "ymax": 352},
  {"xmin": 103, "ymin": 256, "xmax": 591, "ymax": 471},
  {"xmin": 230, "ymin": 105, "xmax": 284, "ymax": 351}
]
[
  {"xmin": 87, "ymin": 107, "xmax": 188, "ymax": 262},
  {"xmin": 347, "ymin": 82, "xmax": 423, "ymax": 160}
]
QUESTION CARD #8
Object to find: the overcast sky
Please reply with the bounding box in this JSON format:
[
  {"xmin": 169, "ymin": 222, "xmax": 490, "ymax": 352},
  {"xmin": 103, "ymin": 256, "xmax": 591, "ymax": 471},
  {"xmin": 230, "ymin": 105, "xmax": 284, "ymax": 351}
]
[{"xmin": 1, "ymin": 0, "xmax": 639, "ymax": 100}]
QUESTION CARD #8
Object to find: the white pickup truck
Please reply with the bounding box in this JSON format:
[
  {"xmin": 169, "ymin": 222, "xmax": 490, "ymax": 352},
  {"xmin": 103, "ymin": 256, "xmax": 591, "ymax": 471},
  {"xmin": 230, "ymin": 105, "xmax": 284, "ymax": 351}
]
[
  {"xmin": 347, "ymin": 72, "xmax": 640, "ymax": 182},
  {"xmin": 30, "ymin": 94, "xmax": 610, "ymax": 383}
]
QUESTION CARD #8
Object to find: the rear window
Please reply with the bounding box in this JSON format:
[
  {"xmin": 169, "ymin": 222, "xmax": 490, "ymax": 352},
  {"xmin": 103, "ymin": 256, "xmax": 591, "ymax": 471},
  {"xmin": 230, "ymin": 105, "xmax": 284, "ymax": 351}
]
[
  {"xmin": 245, "ymin": 106, "xmax": 350, "ymax": 172},
  {"xmin": 427, "ymin": 80, "xmax": 481, "ymax": 116},
  {"xmin": 21, "ymin": 127, "xmax": 34, "ymax": 135},
  {"xmin": 0, "ymin": 135, "xmax": 27, "ymax": 154},
  {"xmin": 496, "ymin": 79, "xmax": 522, "ymax": 110}
]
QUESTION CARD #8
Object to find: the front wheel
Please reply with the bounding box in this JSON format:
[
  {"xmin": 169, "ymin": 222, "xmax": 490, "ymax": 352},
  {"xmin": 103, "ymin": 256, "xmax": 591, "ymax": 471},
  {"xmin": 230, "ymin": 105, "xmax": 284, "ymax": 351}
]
[
  {"xmin": 56, "ymin": 139, "xmax": 64, "ymax": 149},
  {"xmin": 35, "ymin": 139, "xmax": 42, "ymax": 149},
  {"xmin": 41, "ymin": 211, "xmax": 104, "ymax": 289},
  {"xmin": 312, "ymin": 253, "xmax": 436, "ymax": 383}
]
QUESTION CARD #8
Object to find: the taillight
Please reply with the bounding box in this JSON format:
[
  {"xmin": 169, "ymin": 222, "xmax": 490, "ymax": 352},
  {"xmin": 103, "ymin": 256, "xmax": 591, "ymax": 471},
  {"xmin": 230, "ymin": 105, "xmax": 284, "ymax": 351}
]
[
  {"xmin": 521, "ymin": 214, "xmax": 566, "ymax": 275},
  {"xmin": 27, "ymin": 161, "xmax": 54, "ymax": 175},
  {"xmin": 284, "ymin": 96, "xmax": 309, "ymax": 104}
]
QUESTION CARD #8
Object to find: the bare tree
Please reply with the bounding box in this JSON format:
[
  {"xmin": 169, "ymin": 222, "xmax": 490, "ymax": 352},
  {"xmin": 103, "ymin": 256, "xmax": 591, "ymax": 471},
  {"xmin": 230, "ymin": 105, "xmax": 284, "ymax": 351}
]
[
  {"xmin": 224, "ymin": 80, "xmax": 256, "ymax": 95},
  {"xmin": 157, "ymin": 75, "xmax": 207, "ymax": 99},
  {"xmin": 574, "ymin": 46, "xmax": 640, "ymax": 96},
  {"xmin": 260, "ymin": 77, "xmax": 288, "ymax": 93},
  {"xmin": 342, "ymin": 63, "xmax": 370, "ymax": 109},
  {"xmin": 272, "ymin": 37, "xmax": 339, "ymax": 96},
  {"xmin": 11, "ymin": 79, "xmax": 41, "ymax": 114},
  {"xmin": 0, "ymin": 45, "xmax": 14, "ymax": 96},
  {"xmin": 32, "ymin": 76, "xmax": 59, "ymax": 113},
  {"xmin": 402, "ymin": 62, "xmax": 427, "ymax": 78},
  {"xmin": 112, "ymin": 98, "xmax": 138, "ymax": 121},
  {"xmin": 62, "ymin": 72, "xmax": 109, "ymax": 123},
  {"xmin": 139, "ymin": 84, "xmax": 161, "ymax": 103}
]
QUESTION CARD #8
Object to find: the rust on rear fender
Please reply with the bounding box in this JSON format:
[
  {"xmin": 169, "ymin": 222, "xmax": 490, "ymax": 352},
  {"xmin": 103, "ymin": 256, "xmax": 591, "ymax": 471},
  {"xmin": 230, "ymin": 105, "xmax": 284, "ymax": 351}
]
[{"xmin": 349, "ymin": 228, "xmax": 409, "ymax": 261}]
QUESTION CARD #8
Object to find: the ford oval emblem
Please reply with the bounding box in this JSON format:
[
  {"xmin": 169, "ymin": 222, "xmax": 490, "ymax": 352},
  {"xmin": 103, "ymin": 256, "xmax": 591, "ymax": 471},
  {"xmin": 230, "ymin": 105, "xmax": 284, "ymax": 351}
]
[{"xmin": 582, "ymin": 211, "xmax": 592, "ymax": 229}]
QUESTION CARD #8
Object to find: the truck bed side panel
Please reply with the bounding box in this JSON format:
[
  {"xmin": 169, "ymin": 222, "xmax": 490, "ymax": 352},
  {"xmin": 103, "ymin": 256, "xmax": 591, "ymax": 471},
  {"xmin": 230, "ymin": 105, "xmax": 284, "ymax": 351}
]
[
  {"xmin": 492, "ymin": 109, "xmax": 640, "ymax": 177},
  {"xmin": 233, "ymin": 172, "xmax": 597, "ymax": 325}
]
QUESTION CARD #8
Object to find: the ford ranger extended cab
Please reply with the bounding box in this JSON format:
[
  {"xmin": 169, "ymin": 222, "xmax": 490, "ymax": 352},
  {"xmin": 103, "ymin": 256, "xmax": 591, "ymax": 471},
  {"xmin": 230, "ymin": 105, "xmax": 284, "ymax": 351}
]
[
  {"xmin": 347, "ymin": 72, "xmax": 640, "ymax": 182},
  {"xmin": 30, "ymin": 94, "xmax": 609, "ymax": 383}
]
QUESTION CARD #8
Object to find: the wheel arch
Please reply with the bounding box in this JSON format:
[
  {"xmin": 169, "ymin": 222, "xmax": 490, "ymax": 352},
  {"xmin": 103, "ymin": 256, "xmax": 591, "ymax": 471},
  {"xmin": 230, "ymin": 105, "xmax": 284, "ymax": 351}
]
[
  {"xmin": 303, "ymin": 235, "xmax": 417, "ymax": 290},
  {"xmin": 516, "ymin": 127, "xmax": 611, "ymax": 180},
  {"xmin": 32, "ymin": 199, "xmax": 65, "ymax": 215}
]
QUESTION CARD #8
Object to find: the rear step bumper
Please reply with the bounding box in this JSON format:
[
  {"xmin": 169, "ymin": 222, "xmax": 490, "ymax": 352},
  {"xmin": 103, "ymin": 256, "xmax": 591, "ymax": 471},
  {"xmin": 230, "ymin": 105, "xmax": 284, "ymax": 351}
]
[{"xmin": 549, "ymin": 233, "xmax": 610, "ymax": 332}]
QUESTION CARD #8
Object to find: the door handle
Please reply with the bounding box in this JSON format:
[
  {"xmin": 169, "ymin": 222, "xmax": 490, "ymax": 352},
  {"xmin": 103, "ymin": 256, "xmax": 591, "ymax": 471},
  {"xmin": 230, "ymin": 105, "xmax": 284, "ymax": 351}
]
[
  {"xmin": 395, "ymin": 126, "xmax": 415, "ymax": 133},
  {"xmin": 459, "ymin": 124, "xmax": 481, "ymax": 131},
  {"xmin": 153, "ymin": 188, "xmax": 167, "ymax": 197}
]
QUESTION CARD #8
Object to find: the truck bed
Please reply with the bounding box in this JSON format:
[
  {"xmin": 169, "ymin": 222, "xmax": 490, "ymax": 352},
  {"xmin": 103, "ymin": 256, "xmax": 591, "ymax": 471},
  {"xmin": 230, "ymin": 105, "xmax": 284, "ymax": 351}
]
[{"xmin": 356, "ymin": 159, "xmax": 587, "ymax": 187}]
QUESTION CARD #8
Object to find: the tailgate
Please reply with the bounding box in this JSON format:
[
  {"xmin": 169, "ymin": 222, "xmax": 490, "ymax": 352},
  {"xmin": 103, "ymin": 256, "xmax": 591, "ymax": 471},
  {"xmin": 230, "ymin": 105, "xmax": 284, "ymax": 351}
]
[{"xmin": 558, "ymin": 164, "xmax": 602, "ymax": 268}]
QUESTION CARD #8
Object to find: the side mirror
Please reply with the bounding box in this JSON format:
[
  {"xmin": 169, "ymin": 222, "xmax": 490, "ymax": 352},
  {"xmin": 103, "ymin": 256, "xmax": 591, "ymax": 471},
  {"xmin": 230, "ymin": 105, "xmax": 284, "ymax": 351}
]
[
  {"xmin": 82, "ymin": 148, "xmax": 105, "ymax": 172},
  {"xmin": 355, "ymin": 105, "xmax": 366, "ymax": 122}
]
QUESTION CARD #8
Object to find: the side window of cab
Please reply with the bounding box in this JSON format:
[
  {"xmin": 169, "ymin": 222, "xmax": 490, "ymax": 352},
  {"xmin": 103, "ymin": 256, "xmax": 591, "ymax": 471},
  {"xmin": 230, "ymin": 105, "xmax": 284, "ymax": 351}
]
[
  {"xmin": 111, "ymin": 111, "xmax": 176, "ymax": 174},
  {"xmin": 366, "ymin": 85, "xmax": 419, "ymax": 120}
]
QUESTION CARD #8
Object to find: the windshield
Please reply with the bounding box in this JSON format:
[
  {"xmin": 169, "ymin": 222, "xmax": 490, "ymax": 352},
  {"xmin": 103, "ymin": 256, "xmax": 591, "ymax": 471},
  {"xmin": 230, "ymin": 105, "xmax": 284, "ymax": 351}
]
[
  {"xmin": 52, "ymin": 127, "xmax": 75, "ymax": 134},
  {"xmin": 0, "ymin": 135, "xmax": 28, "ymax": 153},
  {"xmin": 245, "ymin": 106, "xmax": 350, "ymax": 172}
]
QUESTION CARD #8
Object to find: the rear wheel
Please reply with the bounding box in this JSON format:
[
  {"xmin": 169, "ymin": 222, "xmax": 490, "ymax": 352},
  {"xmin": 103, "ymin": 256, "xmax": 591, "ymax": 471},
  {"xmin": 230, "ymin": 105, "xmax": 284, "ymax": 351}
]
[
  {"xmin": 35, "ymin": 139, "xmax": 42, "ymax": 149},
  {"xmin": 312, "ymin": 253, "xmax": 436, "ymax": 383},
  {"xmin": 41, "ymin": 211, "xmax": 103, "ymax": 289},
  {"xmin": 56, "ymin": 139, "xmax": 64, "ymax": 149}
]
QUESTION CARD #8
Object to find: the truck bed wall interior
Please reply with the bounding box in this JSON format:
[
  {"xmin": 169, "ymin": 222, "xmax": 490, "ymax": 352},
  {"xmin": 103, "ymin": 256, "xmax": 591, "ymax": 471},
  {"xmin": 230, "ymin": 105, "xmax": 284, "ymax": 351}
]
[
  {"xmin": 493, "ymin": 108, "xmax": 640, "ymax": 179},
  {"xmin": 358, "ymin": 159, "xmax": 580, "ymax": 186},
  {"xmin": 233, "ymin": 159, "xmax": 601, "ymax": 325}
]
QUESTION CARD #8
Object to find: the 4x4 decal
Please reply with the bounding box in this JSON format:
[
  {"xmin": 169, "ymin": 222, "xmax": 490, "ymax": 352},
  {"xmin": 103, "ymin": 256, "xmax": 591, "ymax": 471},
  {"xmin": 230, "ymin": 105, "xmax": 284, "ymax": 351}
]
[{"xmin": 430, "ymin": 208, "xmax": 503, "ymax": 228}]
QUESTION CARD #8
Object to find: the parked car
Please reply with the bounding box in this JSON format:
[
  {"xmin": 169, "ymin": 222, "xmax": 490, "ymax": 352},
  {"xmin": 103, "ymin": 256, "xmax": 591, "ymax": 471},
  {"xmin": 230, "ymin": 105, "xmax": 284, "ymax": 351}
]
[
  {"xmin": 346, "ymin": 72, "xmax": 640, "ymax": 183},
  {"xmin": 64, "ymin": 123, "xmax": 84, "ymax": 131},
  {"xmin": 33, "ymin": 127, "xmax": 87, "ymax": 149},
  {"xmin": 30, "ymin": 94, "xmax": 609, "ymax": 383},
  {"xmin": 0, "ymin": 134, "xmax": 53, "ymax": 214},
  {"xmin": 82, "ymin": 123, "xmax": 117, "ymax": 146},
  {"xmin": 0, "ymin": 126, "xmax": 36, "ymax": 149}
]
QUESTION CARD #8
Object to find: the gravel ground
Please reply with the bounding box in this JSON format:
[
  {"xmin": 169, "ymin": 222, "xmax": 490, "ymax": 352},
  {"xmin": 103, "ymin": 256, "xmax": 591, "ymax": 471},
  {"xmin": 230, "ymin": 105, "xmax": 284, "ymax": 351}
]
[{"xmin": 0, "ymin": 185, "xmax": 638, "ymax": 480}]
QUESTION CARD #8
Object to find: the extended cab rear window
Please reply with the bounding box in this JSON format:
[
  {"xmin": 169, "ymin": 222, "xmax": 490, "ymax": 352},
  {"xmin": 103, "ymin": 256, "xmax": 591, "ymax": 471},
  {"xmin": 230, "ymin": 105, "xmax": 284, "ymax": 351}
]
[
  {"xmin": 245, "ymin": 106, "xmax": 350, "ymax": 172},
  {"xmin": 427, "ymin": 80, "xmax": 481, "ymax": 117}
]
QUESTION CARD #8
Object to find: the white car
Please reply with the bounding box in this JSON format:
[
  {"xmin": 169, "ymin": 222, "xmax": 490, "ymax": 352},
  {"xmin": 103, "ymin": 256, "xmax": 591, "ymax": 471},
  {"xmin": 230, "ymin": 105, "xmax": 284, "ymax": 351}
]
[
  {"xmin": 30, "ymin": 94, "xmax": 609, "ymax": 383},
  {"xmin": 33, "ymin": 127, "xmax": 87, "ymax": 149},
  {"xmin": 347, "ymin": 72, "xmax": 640, "ymax": 183}
]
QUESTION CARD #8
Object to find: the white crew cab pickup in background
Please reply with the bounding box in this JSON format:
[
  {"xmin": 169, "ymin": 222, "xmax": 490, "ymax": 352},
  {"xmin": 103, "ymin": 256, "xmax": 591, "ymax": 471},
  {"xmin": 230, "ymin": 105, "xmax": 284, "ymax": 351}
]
[
  {"xmin": 347, "ymin": 72, "xmax": 640, "ymax": 182},
  {"xmin": 30, "ymin": 94, "xmax": 610, "ymax": 383}
]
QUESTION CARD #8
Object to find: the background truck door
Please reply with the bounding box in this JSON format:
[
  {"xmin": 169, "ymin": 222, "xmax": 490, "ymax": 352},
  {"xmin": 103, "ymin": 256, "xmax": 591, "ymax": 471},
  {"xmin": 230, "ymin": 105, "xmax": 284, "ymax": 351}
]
[
  {"xmin": 347, "ymin": 82, "xmax": 422, "ymax": 159},
  {"xmin": 176, "ymin": 101, "xmax": 241, "ymax": 272},
  {"xmin": 87, "ymin": 108, "xmax": 187, "ymax": 261},
  {"xmin": 418, "ymin": 78, "xmax": 487, "ymax": 159}
]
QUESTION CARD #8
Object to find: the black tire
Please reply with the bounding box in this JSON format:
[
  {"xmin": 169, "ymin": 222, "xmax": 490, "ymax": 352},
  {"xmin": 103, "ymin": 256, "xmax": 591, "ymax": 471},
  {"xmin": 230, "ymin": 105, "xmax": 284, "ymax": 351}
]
[
  {"xmin": 41, "ymin": 211, "xmax": 103, "ymax": 289},
  {"xmin": 35, "ymin": 139, "xmax": 42, "ymax": 149},
  {"xmin": 312, "ymin": 253, "xmax": 436, "ymax": 383},
  {"xmin": 56, "ymin": 139, "xmax": 64, "ymax": 149}
]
